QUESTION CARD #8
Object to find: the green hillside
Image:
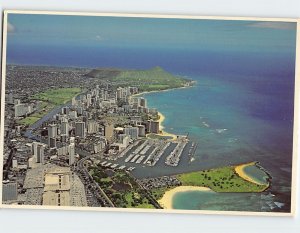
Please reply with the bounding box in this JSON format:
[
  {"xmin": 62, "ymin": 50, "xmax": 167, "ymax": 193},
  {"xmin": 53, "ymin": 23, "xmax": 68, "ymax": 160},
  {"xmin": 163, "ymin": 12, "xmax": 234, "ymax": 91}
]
[{"xmin": 86, "ymin": 66, "xmax": 192, "ymax": 92}]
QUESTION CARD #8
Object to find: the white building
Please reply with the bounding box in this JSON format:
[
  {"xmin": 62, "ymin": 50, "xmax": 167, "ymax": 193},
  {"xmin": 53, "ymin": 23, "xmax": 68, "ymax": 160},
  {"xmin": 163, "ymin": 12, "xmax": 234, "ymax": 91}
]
[
  {"xmin": 12, "ymin": 158, "xmax": 18, "ymax": 169},
  {"xmin": 69, "ymin": 143, "xmax": 75, "ymax": 165},
  {"xmin": 36, "ymin": 144, "xmax": 45, "ymax": 164},
  {"xmin": 14, "ymin": 103, "xmax": 27, "ymax": 117},
  {"xmin": 32, "ymin": 142, "xmax": 46, "ymax": 164},
  {"xmin": 87, "ymin": 121, "xmax": 99, "ymax": 134}
]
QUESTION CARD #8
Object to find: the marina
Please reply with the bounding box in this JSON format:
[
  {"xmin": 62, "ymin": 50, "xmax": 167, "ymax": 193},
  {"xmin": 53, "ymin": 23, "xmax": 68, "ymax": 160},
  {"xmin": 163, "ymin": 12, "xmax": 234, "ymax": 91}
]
[{"xmin": 101, "ymin": 138, "xmax": 198, "ymax": 179}]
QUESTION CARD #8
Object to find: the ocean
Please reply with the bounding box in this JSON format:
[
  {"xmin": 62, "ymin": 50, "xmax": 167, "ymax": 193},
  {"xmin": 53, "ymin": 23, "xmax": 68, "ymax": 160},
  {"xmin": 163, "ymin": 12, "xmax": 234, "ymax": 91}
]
[{"xmin": 7, "ymin": 45, "xmax": 296, "ymax": 212}]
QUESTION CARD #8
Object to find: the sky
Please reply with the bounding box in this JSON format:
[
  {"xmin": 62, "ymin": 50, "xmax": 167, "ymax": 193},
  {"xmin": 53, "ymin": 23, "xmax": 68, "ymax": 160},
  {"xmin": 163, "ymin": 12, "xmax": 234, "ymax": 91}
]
[{"xmin": 7, "ymin": 13, "xmax": 297, "ymax": 53}]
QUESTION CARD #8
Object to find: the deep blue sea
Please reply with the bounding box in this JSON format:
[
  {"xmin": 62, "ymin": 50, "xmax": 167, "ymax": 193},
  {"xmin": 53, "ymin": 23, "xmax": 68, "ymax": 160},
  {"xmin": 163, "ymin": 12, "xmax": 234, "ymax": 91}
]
[{"xmin": 7, "ymin": 45, "xmax": 296, "ymax": 212}]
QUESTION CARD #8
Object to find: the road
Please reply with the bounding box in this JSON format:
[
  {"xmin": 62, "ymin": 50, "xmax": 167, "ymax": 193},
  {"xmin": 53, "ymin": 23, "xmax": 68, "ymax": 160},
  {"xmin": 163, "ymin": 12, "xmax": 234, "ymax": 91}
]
[{"xmin": 75, "ymin": 148, "xmax": 115, "ymax": 207}]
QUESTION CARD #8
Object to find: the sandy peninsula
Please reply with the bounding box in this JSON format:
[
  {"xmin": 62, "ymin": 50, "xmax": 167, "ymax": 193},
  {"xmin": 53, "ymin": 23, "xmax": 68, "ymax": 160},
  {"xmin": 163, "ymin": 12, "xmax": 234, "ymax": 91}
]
[
  {"xmin": 235, "ymin": 162, "xmax": 267, "ymax": 186},
  {"xmin": 158, "ymin": 186, "xmax": 212, "ymax": 209}
]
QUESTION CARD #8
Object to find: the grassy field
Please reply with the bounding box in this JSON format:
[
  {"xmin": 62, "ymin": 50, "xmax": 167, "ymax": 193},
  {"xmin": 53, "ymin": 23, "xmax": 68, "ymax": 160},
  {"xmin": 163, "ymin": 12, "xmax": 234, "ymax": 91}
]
[
  {"xmin": 19, "ymin": 88, "xmax": 81, "ymax": 126},
  {"xmin": 19, "ymin": 116, "xmax": 41, "ymax": 126},
  {"xmin": 31, "ymin": 88, "xmax": 81, "ymax": 105},
  {"xmin": 176, "ymin": 164, "xmax": 269, "ymax": 192},
  {"xmin": 87, "ymin": 66, "xmax": 192, "ymax": 92},
  {"xmin": 124, "ymin": 192, "xmax": 155, "ymax": 209},
  {"xmin": 19, "ymin": 102, "xmax": 55, "ymax": 126}
]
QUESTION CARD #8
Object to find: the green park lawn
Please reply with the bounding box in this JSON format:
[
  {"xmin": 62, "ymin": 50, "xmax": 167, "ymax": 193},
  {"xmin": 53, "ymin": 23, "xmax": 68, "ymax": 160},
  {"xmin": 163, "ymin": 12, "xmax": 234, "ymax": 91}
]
[
  {"xmin": 31, "ymin": 87, "xmax": 81, "ymax": 105},
  {"xmin": 18, "ymin": 116, "xmax": 41, "ymax": 126},
  {"xmin": 19, "ymin": 88, "xmax": 81, "ymax": 126},
  {"xmin": 176, "ymin": 165, "xmax": 269, "ymax": 193}
]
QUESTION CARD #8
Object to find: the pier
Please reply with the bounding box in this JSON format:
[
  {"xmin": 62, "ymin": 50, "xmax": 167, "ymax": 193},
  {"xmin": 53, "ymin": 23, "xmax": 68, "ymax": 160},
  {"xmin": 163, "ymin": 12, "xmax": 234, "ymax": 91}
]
[
  {"xmin": 165, "ymin": 141, "xmax": 188, "ymax": 166},
  {"xmin": 188, "ymin": 142, "xmax": 198, "ymax": 163}
]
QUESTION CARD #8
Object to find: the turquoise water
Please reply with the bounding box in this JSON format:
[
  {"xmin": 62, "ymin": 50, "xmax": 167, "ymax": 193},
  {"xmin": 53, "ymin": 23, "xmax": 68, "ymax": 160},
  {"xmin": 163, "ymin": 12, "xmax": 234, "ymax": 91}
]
[
  {"xmin": 243, "ymin": 165, "xmax": 270, "ymax": 185},
  {"xmin": 143, "ymin": 72, "xmax": 294, "ymax": 212},
  {"xmin": 143, "ymin": 76, "xmax": 293, "ymax": 170},
  {"xmin": 172, "ymin": 190, "xmax": 272, "ymax": 212}
]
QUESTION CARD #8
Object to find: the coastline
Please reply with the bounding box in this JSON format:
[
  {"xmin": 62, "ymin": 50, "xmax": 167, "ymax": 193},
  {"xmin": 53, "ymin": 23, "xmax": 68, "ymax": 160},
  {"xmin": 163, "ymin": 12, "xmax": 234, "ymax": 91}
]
[
  {"xmin": 132, "ymin": 84, "xmax": 195, "ymax": 140},
  {"xmin": 157, "ymin": 111, "xmax": 177, "ymax": 140},
  {"xmin": 131, "ymin": 84, "xmax": 195, "ymax": 98},
  {"xmin": 158, "ymin": 186, "xmax": 213, "ymax": 209},
  {"xmin": 235, "ymin": 162, "xmax": 268, "ymax": 186}
]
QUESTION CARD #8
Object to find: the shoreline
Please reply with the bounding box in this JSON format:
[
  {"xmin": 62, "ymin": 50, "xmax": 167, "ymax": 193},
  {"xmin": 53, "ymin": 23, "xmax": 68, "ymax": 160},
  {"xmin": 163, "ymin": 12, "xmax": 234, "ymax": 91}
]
[
  {"xmin": 158, "ymin": 186, "xmax": 213, "ymax": 209},
  {"xmin": 132, "ymin": 84, "xmax": 195, "ymax": 140},
  {"xmin": 235, "ymin": 162, "xmax": 268, "ymax": 186},
  {"xmin": 157, "ymin": 111, "xmax": 177, "ymax": 140},
  {"xmin": 131, "ymin": 83, "xmax": 195, "ymax": 98}
]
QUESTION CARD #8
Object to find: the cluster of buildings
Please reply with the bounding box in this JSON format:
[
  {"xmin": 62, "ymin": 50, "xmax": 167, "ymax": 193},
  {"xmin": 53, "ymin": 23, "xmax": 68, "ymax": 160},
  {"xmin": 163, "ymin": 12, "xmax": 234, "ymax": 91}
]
[
  {"xmin": 3, "ymin": 164, "xmax": 87, "ymax": 206},
  {"xmin": 36, "ymin": 84, "xmax": 163, "ymax": 161},
  {"xmin": 13, "ymin": 99, "xmax": 37, "ymax": 118},
  {"xmin": 8, "ymin": 80, "xmax": 164, "ymax": 174},
  {"xmin": 2, "ymin": 66, "xmax": 183, "ymax": 207},
  {"xmin": 3, "ymin": 80, "xmax": 165, "ymax": 204}
]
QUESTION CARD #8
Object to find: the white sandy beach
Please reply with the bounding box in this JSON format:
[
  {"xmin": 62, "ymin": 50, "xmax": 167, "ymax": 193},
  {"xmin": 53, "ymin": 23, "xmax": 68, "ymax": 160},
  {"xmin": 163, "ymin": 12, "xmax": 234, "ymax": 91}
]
[
  {"xmin": 158, "ymin": 186, "xmax": 213, "ymax": 209},
  {"xmin": 157, "ymin": 111, "xmax": 177, "ymax": 140}
]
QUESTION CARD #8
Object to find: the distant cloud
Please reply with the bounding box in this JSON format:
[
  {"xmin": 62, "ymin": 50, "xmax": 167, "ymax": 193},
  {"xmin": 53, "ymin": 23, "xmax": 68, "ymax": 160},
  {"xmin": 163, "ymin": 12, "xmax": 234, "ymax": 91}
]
[
  {"xmin": 248, "ymin": 22, "xmax": 296, "ymax": 30},
  {"xmin": 7, "ymin": 22, "xmax": 15, "ymax": 33},
  {"xmin": 95, "ymin": 35, "xmax": 103, "ymax": 41}
]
